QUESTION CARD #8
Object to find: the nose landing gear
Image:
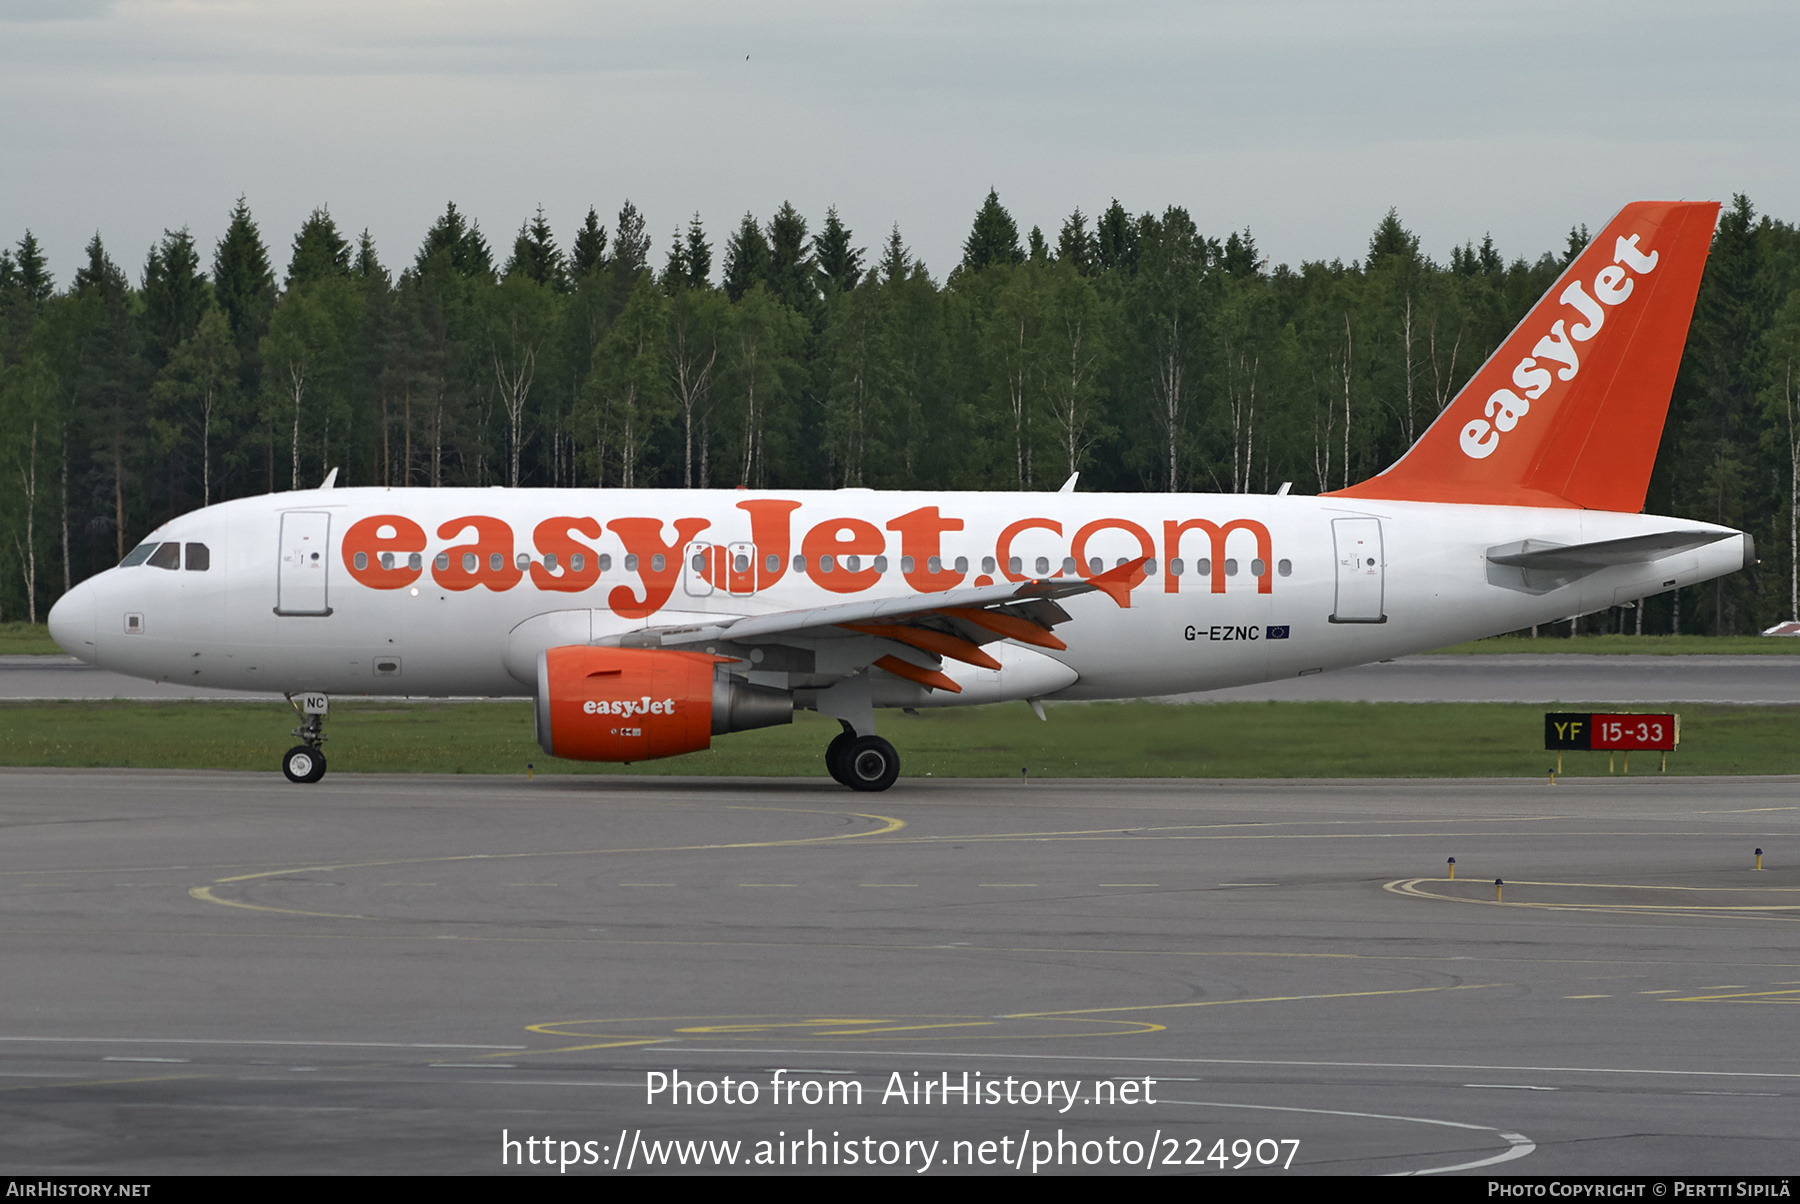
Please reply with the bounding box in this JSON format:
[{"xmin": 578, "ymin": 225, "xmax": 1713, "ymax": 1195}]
[{"xmin": 282, "ymin": 692, "xmax": 329, "ymax": 783}]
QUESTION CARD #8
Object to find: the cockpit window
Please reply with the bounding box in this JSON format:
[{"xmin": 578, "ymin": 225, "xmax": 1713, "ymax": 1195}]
[
  {"xmin": 185, "ymin": 543, "xmax": 210, "ymax": 571},
  {"xmin": 146, "ymin": 542, "xmax": 181, "ymax": 570},
  {"xmin": 119, "ymin": 542, "xmax": 157, "ymax": 567}
]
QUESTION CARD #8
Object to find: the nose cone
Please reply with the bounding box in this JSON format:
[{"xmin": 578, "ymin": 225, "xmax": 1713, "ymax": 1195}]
[{"xmin": 47, "ymin": 584, "xmax": 96, "ymax": 664}]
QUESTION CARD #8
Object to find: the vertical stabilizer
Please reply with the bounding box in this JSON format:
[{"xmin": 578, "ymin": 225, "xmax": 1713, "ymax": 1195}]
[{"xmin": 1329, "ymin": 200, "xmax": 1719, "ymax": 512}]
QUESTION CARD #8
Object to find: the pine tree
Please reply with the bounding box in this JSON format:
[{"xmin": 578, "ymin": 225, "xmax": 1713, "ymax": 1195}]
[
  {"xmin": 416, "ymin": 202, "xmax": 492, "ymax": 278},
  {"xmin": 288, "ymin": 207, "xmax": 351, "ymax": 286},
  {"xmin": 505, "ymin": 205, "xmax": 568, "ymax": 292},
  {"xmin": 1222, "ymin": 228, "xmax": 1262, "ymax": 279},
  {"xmin": 353, "ymin": 229, "xmax": 386, "ymax": 282},
  {"xmin": 1094, "ymin": 200, "xmax": 1136, "ymax": 273},
  {"xmin": 15, "ymin": 232, "xmax": 51, "ymax": 304},
  {"xmin": 959, "ymin": 189, "xmax": 1023, "ymax": 275},
  {"xmin": 878, "ymin": 226, "xmax": 913, "ymax": 286},
  {"xmin": 570, "ymin": 207, "xmax": 608, "ymax": 279},
  {"xmin": 765, "ymin": 202, "xmax": 816, "ymax": 314},
  {"xmin": 141, "ymin": 228, "xmax": 208, "ymax": 368},
  {"xmin": 683, "ymin": 214, "xmax": 712, "ymax": 289},
  {"xmin": 813, "ymin": 206, "xmax": 862, "ymax": 296},
  {"xmin": 722, "ymin": 214, "xmax": 771, "ymax": 301},
  {"xmin": 613, "ymin": 201, "xmax": 651, "ymax": 278},
  {"xmin": 1057, "ymin": 209, "xmax": 1095, "ymax": 275},
  {"xmin": 663, "ymin": 226, "xmax": 689, "ymax": 289},
  {"xmin": 212, "ymin": 198, "xmax": 276, "ymax": 395}
]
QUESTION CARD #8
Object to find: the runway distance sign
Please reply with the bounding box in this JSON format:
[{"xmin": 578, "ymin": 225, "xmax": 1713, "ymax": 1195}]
[{"xmin": 1545, "ymin": 712, "xmax": 1678, "ymax": 751}]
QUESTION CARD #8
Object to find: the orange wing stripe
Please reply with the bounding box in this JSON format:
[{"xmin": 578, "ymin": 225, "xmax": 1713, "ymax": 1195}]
[
  {"xmin": 874, "ymin": 654, "xmax": 963, "ymax": 694},
  {"xmin": 937, "ymin": 607, "xmax": 1068, "ymax": 651},
  {"xmin": 843, "ymin": 623, "xmax": 1003, "ymax": 670}
]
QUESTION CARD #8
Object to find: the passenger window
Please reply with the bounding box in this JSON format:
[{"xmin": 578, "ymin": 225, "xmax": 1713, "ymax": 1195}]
[
  {"xmin": 1224, "ymin": 559, "xmax": 1239, "ymax": 577},
  {"xmin": 1278, "ymin": 559, "xmax": 1292, "ymax": 577},
  {"xmin": 147, "ymin": 542, "xmax": 181, "ymax": 570},
  {"xmin": 120, "ymin": 542, "xmax": 156, "ymax": 567}
]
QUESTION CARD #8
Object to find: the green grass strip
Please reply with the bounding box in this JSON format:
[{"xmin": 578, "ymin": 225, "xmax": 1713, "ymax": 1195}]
[
  {"xmin": 1, "ymin": 699, "xmax": 1794, "ymax": 779},
  {"xmin": 1430, "ymin": 633, "xmax": 1800, "ymax": 655}
]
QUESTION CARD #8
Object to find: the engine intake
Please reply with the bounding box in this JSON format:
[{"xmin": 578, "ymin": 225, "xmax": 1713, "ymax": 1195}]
[{"xmin": 534, "ymin": 645, "xmax": 792, "ymax": 762}]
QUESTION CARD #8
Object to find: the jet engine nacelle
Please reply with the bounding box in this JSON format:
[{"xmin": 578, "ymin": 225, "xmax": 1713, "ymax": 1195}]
[{"xmin": 534, "ymin": 645, "xmax": 792, "ymax": 762}]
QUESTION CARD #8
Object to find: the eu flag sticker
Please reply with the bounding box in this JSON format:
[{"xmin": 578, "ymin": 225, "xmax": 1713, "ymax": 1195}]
[{"xmin": 1266, "ymin": 625, "xmax": 1290, "ymax": 640}]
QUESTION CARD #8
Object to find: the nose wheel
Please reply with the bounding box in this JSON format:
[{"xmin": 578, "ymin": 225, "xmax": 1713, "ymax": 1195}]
[
  {"xmin": 282, "ymin": 745, "xmax": 327, "ymax": 783},
  {"xmin": 283, "ymin": 692, "xmax": 330, "ymax": 784},
  {"xmin": 824, "ymin": 723, "xmax": 899, "ymax": 792}
]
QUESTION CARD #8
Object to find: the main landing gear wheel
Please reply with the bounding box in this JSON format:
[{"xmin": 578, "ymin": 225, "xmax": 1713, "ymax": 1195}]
[
  {"xmin": 842, "ymin": 735, "xmax": 900, "ymax": 793},
  {"xmin": 825, "ymin": 729, "xmax": 856, "ymax": 786},
  {"xmin": 282, "ymin": 745, "xmax": 327, "ymax": 784}
]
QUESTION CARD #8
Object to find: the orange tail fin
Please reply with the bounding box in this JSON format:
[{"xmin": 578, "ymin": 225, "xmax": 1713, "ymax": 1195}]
[{"xmin": 1328, "ymin": 200, "xmax": 1719, "ymax": 512}]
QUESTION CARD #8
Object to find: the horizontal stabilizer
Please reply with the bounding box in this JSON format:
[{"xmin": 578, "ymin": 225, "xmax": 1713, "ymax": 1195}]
[{"xmin": 1486, "ymin": 530, "xmax": 1731, "ymax": 571}]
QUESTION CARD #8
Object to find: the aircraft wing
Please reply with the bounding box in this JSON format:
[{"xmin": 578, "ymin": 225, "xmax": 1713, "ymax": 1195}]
[{"xmin": 597, "ymin": 558, "xmax": 1147, "ymax": 693}]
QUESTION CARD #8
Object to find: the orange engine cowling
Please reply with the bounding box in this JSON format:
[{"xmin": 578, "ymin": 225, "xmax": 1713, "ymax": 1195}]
[{"xmin": 533, "ymin": 645, "xmax": 792, "ymax": 762}]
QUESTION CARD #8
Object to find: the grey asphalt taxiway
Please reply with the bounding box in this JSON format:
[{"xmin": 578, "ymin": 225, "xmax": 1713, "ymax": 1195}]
[{"xmin": 5, "ymin": 769, "xmax": 1800, "ymax": 1175}]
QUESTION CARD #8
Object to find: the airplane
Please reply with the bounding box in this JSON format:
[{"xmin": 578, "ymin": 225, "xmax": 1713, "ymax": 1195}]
[{"xmin": 45, "ymin": 200, "xmax": 1749, "ymax": 792}]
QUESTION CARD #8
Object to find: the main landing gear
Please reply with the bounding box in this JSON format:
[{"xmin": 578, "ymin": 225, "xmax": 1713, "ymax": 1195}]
[
  {"xmin": 282, "ymin": 692, "xmax": 329, "ymax": 784},
  {"xmin": 825, "ymin": 720, "xmax": 900, "ymax": 792}
]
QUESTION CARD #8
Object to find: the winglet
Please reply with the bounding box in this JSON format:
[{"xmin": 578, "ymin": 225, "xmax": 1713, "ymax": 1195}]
[{"xmin": 1086, "ymin": 556, "xmax": 1150, "ymax": 608}]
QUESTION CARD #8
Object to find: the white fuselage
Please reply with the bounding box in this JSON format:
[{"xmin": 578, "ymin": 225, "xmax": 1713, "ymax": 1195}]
[{"xmin": 47, "ymin": 487, "xmax": 1749, "ymax": 705}]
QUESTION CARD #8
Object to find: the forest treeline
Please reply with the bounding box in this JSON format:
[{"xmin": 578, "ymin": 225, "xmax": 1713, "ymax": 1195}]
[{"xmin": 2, "ymin": 191, "xmax": 1798, "ymax": 635}]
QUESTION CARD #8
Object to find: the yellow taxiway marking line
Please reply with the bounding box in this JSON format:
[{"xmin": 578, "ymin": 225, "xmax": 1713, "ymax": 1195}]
[
  {"xmin": 979, "ymin": 883, "xmax": 1039, "ymax": 887},
  {"xmin": 186, "ymin": 886, "xmax": 364, "ymax": 920},
  {"xmin": 1101, "ymin": 883, "xmax": 1160, "ymax": 887},
  {"xmin": 1564, "ymin": 995, "xmax": 1611, "ymax": 999},
  {"xmin": 479, "ymin": 1037, "xmax": 671, "ymax": 1057},
  {"xmin": 619, "ymin": 883, "xmax": 675, "ymax": 887},
  {"xmin": 208, "ymin": 807, "xmax": 905, "ymax": 884},
  {"xmin": 1001, "ymin": 983, "xmax": 1504, "ymax": 1019},
  {"xmin": 1666, "ymin": 989, "xmax": 1800, "ymax": 1003},
  {"xmin": 380, "ymin": 883, "xmax": 436, "ymax": 887},
  {"xmin": 510, "ymin": 1014, "xmax": 1168, "ymax": 1053},
  {"xmin": 738, "ymin": 883, "xmax": 797, "ymax": 888},
  {"xmin": 858, "ymin": 883, "xmax": 918, "ymax": 888},
  {"xmin": 1386, "ymin": 879, "xmax": 1800, "ymax": 918},
  {"xmin": 188, "ymin": 805, "xmax": 904, "ymax": 916},
  {"xmin": 505, "ymin": 883, "xmax": 558, "ymax": 887},
  {"xmin": 1640, "ymin": 990, "xmax": 1682, "ymax": 994}
]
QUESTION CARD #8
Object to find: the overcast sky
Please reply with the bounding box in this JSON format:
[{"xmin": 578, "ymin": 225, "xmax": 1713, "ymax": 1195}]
[{"xmin": 3, "ymin": 0, "xmax": 1796, "ymax": 287}]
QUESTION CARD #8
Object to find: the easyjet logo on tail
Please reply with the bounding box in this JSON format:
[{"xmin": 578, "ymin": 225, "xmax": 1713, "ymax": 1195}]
[
  {"xmin": 1330, "ymin": 200, "xmax": 1718, "ymax": 512},
  {"xmin": 1460, "ymin": 234, "xmax": 1660, "ymax": 461}
]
